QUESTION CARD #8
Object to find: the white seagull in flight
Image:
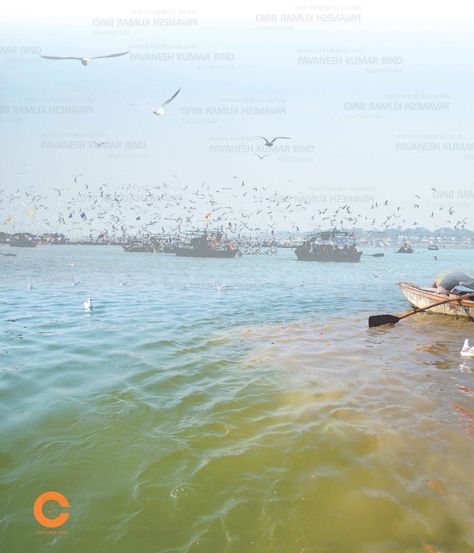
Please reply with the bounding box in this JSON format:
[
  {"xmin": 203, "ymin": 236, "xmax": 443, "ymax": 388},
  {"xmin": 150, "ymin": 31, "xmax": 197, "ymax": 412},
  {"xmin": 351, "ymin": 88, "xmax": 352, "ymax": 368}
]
[
  {"xmin": 40, "ymin": 51, "xmax": 129, "ymax": 66},
  {"xmin": 255, "ymin": 136, "xmax": 293, "ymax": 147},
  {"xmin": 128, "ymin": 88, "xmax": 181, "ymax": 116}
]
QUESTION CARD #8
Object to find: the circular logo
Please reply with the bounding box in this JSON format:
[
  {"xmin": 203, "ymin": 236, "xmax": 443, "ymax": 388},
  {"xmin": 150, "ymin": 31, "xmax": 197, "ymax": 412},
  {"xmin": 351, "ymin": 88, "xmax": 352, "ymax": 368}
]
[{"xmin": 33, "ymin": 491, "xmax": 70, "ymax": 528}]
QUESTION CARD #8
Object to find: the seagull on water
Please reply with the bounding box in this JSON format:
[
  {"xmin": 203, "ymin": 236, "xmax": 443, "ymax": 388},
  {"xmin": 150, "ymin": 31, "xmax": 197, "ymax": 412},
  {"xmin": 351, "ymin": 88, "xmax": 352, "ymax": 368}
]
[
  {"xmin": 461, "ymin": 339, "xmax": 474, "ymax": 357},
  {"xmin": 83, "ymin": 298, "xmax": 93, "ymax": 311},
  {"xmin": 41, "ymin": 51, "xmax": 129, "ymax": 66},
  {"xmin": 255, "ymin": 136, "xmax": 292, "ymax": 147},
  {"xmin": 128, "ymin": 88, "xmax": 181, "ymax": 116}
]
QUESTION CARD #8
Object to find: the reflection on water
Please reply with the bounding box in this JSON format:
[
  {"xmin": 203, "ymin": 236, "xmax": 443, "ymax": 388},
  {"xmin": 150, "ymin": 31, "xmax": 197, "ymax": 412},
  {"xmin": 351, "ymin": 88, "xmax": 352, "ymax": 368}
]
[{"xmin": 0, "ymin": 246, "xmax": 473, "ymax": 552}]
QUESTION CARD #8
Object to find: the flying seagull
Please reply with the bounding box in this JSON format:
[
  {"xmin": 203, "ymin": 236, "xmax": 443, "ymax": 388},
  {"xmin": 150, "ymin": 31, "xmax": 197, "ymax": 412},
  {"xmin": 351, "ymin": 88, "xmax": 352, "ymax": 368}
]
[
  {"xmin": 255, "ymin": 136, "xmax": 292, "ymax": 147},
  {"xmin": 128, "ymin": 88, "xmax": 181, "ymax": 116},
  {"xmin": 40, "ymin": 51, "xmax": 129, "ymax": 66},
  {"xmin": 254, "ymin": 153, "xmax": 271, "ymax": 160}
]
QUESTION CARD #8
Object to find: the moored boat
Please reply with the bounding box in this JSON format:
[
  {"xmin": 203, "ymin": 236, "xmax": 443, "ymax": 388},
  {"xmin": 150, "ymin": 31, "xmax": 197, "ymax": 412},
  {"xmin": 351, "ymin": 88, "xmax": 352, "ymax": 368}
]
[
  {"xmin": 398, "ymin": 282, "xmax": 474, "ymax": 319},
  {"xmin": 175, "ymin": 231, "xmax": 239, "ymax": 258},
  {"xmin": 295, "ymin": 231, "xmax": 362, "ymax": 262}
]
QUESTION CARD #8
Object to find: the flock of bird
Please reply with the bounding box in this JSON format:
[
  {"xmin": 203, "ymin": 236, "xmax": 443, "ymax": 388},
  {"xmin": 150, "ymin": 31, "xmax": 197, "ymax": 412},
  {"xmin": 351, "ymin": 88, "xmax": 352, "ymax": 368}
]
[
  {"xmin": 1, "ymin": 174, "xmax": 469, "ymax": 240},
  {"xmin": 0, "ymin": 49, "xmax": 469, "ymax": 237}
]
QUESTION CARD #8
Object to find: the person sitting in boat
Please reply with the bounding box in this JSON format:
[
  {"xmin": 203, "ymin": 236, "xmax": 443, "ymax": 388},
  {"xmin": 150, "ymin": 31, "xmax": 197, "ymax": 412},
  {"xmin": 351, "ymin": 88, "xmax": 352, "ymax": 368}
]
[{"xmin": 432, "ymin": 271, "xmax": 474, "ymax": 293}]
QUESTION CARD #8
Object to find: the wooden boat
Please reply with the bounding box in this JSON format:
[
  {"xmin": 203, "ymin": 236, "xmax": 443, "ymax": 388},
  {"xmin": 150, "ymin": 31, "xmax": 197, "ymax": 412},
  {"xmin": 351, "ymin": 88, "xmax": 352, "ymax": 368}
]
[
  {"xmin": 295, "ymin": 231, "xmax": 362, "ymax": 262},
  {"xmin": 398, "ymin": 282, "xmax": 474, "ymax": 319},
  {"xmin": 175, "ymin": 231, "xmax": 239, "ymax": 258}
]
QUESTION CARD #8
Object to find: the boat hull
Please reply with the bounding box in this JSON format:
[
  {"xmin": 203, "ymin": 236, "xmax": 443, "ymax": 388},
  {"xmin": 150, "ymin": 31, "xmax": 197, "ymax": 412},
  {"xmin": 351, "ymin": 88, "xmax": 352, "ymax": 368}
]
[{"xmin": 398, "ymin": 282, "xmax": 474, "ymax": 319}]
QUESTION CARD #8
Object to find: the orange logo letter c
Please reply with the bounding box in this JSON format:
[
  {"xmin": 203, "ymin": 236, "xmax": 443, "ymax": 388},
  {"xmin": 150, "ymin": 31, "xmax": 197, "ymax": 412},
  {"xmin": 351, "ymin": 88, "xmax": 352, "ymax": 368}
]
[{"xmin": 34, "ymin": 491, "xmax": 70, "ymax": 528}]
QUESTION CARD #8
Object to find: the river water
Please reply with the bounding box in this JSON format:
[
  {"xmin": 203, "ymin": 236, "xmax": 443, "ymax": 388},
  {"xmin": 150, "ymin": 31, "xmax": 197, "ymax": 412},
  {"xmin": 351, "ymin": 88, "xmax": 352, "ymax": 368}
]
[{"xmin": 1, "ymin": 245, "xmax": 473, "ymax": 552}]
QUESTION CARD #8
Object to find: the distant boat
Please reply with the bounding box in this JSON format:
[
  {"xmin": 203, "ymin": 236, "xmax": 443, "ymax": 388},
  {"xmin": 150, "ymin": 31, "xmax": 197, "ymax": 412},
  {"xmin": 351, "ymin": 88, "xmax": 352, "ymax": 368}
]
[
  {"xmin": 396, "ymin": 242, "xmax": 413, "ymax": 254},
  {"xmin": 295, "ymin": 231, "xmax": 362, "ymax": 262},
  {"xmin": 175, "ymin": 231, "xmax": 239, "ymax": 258},
  {"xmin": 10, "ymin": 234, "xmax": 38, "ymax": 247},
  {"xmin": 428, "ymin": 244, "xmax": 439, "ymax": 250},
  {"xmin": 398, "ymin": 282, "xmax": 474, "ymax": 319}
]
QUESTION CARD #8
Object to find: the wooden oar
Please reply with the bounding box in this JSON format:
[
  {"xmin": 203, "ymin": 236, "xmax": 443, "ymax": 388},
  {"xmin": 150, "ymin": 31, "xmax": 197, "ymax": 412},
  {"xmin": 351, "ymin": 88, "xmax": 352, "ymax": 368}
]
[
  {"xmin": 364, "ymin": 253, "xmax": 384, "ymax": 257},
  {"xmin": 368, "ymin": 295, "xmax": 466, "ymax": 328}
]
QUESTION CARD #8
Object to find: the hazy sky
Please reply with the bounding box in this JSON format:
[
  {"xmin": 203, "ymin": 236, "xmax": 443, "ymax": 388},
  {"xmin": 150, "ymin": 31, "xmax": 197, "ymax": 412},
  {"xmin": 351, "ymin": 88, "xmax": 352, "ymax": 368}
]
[{"xmin": 1, "ymin": 0, "xmax": 474, "ymax": 233}]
